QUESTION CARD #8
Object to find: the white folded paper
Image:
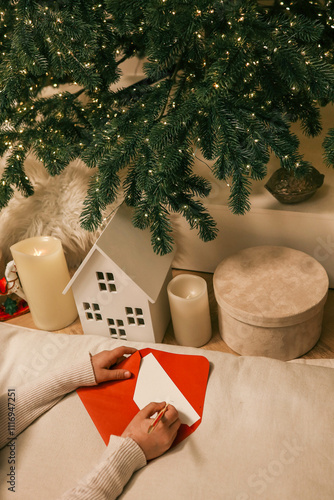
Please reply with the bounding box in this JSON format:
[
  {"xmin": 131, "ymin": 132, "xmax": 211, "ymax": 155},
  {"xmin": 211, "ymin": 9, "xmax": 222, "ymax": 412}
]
[{"xmin": 133, "ymin": 353, "xmax": 200, "ymax": 427}]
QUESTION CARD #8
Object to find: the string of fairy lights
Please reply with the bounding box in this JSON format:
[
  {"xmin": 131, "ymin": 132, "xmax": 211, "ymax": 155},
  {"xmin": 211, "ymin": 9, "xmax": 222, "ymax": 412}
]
[{"xmin": 0, "ymin": 1, "xmax": 334, "ymax": 251}]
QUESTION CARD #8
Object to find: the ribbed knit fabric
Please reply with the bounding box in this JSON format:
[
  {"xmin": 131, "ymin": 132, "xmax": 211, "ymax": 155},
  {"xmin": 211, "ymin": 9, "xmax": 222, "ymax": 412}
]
[
  {"xmin": 0, "ymin": 353, "xmax": 96, "ymax": 448},
  {"xmin": 0, "ymin": 353, "xmax": 147, "ymax": 499},
  {"xmin": 61, "ymin": 436, "xmax": 146, "ymax": 500}
]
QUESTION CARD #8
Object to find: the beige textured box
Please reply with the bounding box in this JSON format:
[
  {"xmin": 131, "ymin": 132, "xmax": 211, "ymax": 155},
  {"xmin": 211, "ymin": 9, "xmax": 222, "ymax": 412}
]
[{"xmin": 213, "ymin": 246, "xmax": 329, "ymax": 360}]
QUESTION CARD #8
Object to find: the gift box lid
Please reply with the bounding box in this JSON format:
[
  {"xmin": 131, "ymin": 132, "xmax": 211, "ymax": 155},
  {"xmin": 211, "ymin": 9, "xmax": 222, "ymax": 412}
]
[{"xmin": 213, "ymin": 246, "xmax": 329, "ymax": 328}]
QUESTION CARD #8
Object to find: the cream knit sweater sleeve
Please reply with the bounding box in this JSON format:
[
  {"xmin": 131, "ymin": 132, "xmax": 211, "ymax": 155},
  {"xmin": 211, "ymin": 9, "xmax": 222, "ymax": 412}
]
[
  {"xmin": 0, "ymin": 354, "xmax": 147, "ymax": 499},
  {"xmin": 0, "ymin": 354, "xmax": 97, "ymax": 448},
  {"xmin": 61, "ymin": 435, "xmax": 146, "ymax": 500}
]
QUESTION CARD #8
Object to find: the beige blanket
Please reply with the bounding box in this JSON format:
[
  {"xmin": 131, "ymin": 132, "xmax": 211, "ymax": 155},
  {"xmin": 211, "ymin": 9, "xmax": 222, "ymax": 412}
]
[{"xmin": 0, "ymin": 323, "xmax": 333, "ymax": 500}]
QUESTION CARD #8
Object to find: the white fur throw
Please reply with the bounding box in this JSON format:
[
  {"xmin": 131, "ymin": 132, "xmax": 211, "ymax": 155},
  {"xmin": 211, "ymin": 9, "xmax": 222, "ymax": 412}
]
[{"xmin": 0, "ymin": 154, "xmax": 109, "ymax": 271}]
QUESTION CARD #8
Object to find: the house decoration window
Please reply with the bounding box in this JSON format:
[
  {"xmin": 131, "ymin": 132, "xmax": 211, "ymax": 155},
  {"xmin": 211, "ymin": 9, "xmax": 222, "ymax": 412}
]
[
  {"xmin": 125, "ymin": 307, "xmax": 145, "ymax": 326},
  {"xmin": 96, "ymin": 271, "xmax": 117, "ymax": 292},
  {"xmin": 83, "ymin": 302, "xmax": 103, "ymax": 321},
  {"xmin": 108, "ymin": 318, "xmax": 127, "ymax": 339}
]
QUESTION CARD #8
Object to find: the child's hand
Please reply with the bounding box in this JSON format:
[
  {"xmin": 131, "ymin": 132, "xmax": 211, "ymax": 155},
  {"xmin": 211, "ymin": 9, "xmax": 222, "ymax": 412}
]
[
  {"xmin": 122, "ymin": 402, "xmax": 181, "ymax": 460},
  {"xmin": 91, "ymin": 347, "xmax": 137, "ymax": 383}
]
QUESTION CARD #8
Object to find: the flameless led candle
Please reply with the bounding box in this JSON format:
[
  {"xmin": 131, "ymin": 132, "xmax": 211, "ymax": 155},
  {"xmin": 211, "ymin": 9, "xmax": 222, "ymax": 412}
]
[
  {"xmin": 167, "ymin": 274, "xmax": 212, "ymax": 347},
  {"xmin": 10, "ymin": 236, "xmax": 78, "ymax": 331}
]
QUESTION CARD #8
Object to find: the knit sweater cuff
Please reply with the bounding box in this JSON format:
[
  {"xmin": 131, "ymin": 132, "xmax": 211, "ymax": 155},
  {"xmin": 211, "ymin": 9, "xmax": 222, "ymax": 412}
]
[
  {"xmin": 105, "ymin": 435, "xmax": 147, "ymax": 470},
  {"xmin": 61, "ymin": 436, "xmax": 147, "ymax": 499},
  {"xmin": 93, "ymin": 436, "xmax": 147, "ymax": 498}
]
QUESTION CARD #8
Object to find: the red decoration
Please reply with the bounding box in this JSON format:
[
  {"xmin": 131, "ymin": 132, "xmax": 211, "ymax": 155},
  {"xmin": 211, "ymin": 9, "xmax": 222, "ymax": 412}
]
[
  {"xmin": 0, "ymin": 277, "xmax": 8, "ymax": 295},
  {"xmin": 0, "ymin": 298, "xmax": 29, "ymax": 322},
  {"xmin": 0, "ymin": 272, "xmax": 29, "ymax": 321}
]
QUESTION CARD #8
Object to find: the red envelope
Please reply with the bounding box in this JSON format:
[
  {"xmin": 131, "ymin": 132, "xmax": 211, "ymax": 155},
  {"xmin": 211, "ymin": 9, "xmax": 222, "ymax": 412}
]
[{"xmin": 77, "ymin": 348, "xmax": 210, "ymax": 448}]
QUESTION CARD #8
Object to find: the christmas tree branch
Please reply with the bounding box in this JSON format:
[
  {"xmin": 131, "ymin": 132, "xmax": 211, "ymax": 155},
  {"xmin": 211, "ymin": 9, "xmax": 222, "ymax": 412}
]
[{"xmin": 0, "ymin": 0, "xmax": 334, "ymax": 254}]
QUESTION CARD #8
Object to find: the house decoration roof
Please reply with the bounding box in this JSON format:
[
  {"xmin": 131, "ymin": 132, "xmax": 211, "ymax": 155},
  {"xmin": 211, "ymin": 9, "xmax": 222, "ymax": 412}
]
[{"xmin": 64, "ymin": 204, "xmax": 175, "ymax": 303}]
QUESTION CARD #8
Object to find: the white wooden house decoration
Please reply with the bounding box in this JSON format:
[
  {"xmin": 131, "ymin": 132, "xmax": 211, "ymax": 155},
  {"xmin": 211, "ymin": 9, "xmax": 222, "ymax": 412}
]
[{"xmin": 64, "ymin": 204, "xmax": 174, "ymax": 343}]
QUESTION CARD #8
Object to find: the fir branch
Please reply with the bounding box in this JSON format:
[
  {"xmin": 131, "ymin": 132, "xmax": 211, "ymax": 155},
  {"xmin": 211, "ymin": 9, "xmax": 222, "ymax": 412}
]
[
  {"xmin": 3, "ymin": 146, "xmax": 34, "ymax": 197},
  {"xmin": 0, "ymin": 179, "xmax": 14, "ymax": 210},
  {"xmin": 323, "ymin": 128, "xmax": 334, "ymax": 167},
  {"xmin": 0, "ymin": 0, "xmax": 334, "ymax": 254},
  {"xmin": 168, "ymin": 194, "xmax": 218, "ymax": 243},
  {"xmin": 228, "ymin": 170, "xmax": 252, "ymax": 215},
  {"xmin": 141, "ymin": 204, "xmax": 174, "ymax": 255},
  {"xmin": 80, "ymin": 175, "xmax": 105, "ymax": 231}
]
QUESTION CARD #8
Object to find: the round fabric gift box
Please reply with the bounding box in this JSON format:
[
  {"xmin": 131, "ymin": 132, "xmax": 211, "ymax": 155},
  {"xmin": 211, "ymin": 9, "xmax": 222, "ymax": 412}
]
[{"xmin": 213, "ymin": 246, "xmax": 329, "ymax": 361}]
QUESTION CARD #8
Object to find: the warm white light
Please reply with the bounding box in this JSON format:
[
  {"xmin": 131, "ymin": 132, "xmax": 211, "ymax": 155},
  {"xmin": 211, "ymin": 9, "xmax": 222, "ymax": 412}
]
[{"xmin": 33, "ymin": 248, "xmax": 44, "ymax": 256}]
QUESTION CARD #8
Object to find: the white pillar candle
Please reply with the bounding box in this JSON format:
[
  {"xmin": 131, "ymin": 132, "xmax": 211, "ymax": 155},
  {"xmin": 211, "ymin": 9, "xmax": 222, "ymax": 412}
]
[
  {"xmin": 10, "ymin": 236, "xmax": 78, "ymax": 331},
  {"xmin": 167, "ymin": 274, "xmax": 212, "ymax": 347}
]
